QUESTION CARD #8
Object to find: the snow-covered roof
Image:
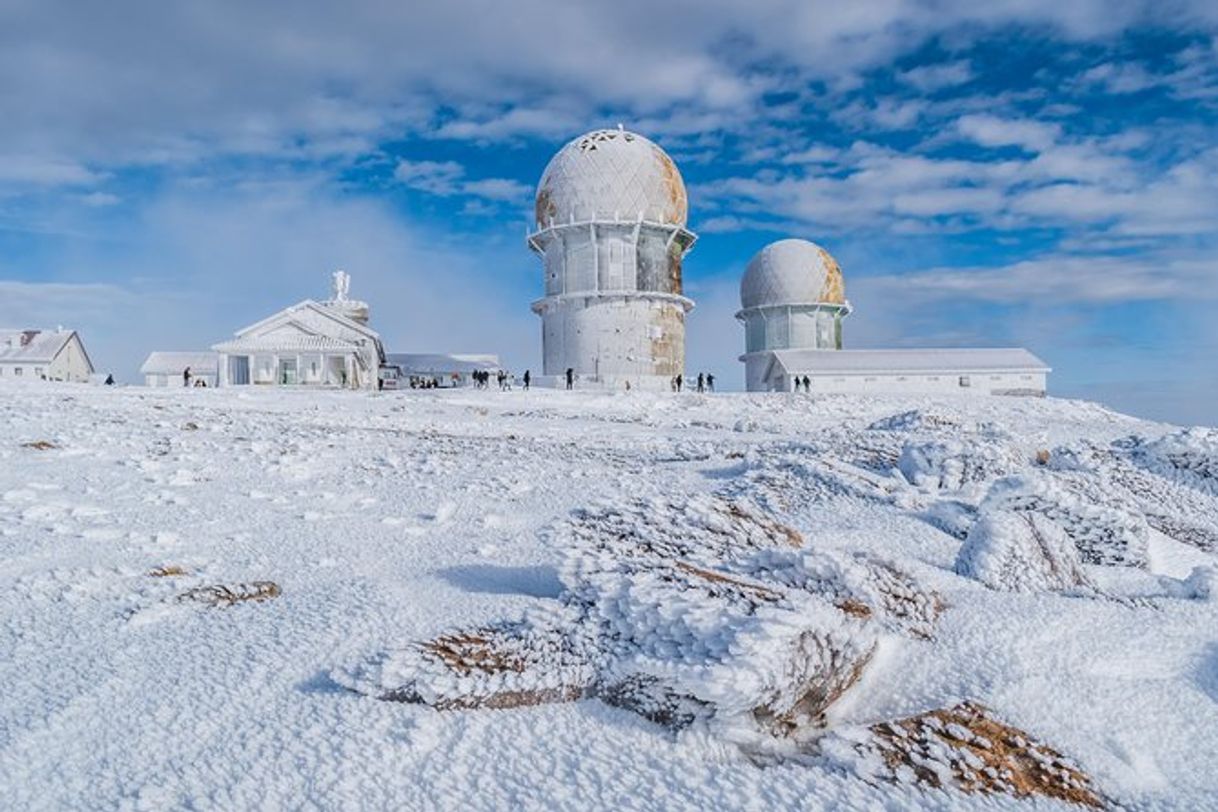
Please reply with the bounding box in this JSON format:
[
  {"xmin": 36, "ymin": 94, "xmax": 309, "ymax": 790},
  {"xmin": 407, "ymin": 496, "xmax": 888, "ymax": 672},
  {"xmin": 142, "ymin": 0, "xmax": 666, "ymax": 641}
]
[
  {"xmin": 385, "ymin": 353, "xmax": 502, "ymax": 374},
  {"xmin": 771, "ymin": 348, "xmax": 1051, "ymax": 375},
  {"xmin": 231, "ymin": 300, "xmax": 380, "ymax": 342},
  {"xmin": 534, "ymin": 128, "xmax": 687, "ymax": 228},
  {"xmin": 140, "ymin": 352, "xmax": 219, "ymax": 375},
  {"xmin": 740, "ymin": 239, "xmax": 848, "ymax": 310},
  {"xmin": 0, "ymin": 328, "xmax": 76, "ymax": 364},
  {"xmin": 212, "ymin": 335, "xmax": 365, "ymax": 353}
]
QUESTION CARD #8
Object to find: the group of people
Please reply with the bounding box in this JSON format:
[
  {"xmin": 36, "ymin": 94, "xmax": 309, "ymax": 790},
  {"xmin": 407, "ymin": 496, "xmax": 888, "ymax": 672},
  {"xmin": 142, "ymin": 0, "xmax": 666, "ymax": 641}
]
[
  {"xmin": 181, "ymin": 366, "xmax": 208, "ymax": 387},
  {"xmin": 670, "ymin": 372, "xmax": 715, "ymax": 393},
  {"xmin": 792, "ymin": 375, "xmax": 812, "ymax": 392},
  {"xmin": 472, "ymin": 369, "xmax": 531, "ymax": 391}
]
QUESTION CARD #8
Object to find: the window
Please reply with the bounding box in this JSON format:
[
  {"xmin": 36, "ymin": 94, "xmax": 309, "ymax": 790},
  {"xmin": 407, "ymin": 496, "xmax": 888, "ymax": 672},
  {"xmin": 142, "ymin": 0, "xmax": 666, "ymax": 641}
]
[
  {"xmin": 14, "ymin": 367, "xmax": 23, "ymax": 376},
  {"xmin": 34, "ymin": 367, "xmax": 43, "ymax": 378},
  {"xmin": 959, "ymin": 375, "xmax": 970, "ymax": 387}
]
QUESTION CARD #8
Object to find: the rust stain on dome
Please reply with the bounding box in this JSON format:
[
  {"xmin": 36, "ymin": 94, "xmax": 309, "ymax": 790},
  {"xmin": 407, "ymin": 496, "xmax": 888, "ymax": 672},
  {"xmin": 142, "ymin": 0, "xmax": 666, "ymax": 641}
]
[
  {"xmin": 654, "ymin": 146, "xmax": 689, "ymax": 225},
  {"xmin": 816, "ymin": 247, "xmax": 846, "ymax": 305},
  {"xmin": 535, "ymin": 183, "xmax": 557, "ymax": 228}
]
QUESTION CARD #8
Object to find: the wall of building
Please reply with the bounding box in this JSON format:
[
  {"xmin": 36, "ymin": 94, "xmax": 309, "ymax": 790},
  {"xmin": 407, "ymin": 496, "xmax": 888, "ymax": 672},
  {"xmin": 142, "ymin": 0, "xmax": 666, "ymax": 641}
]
[
  {"xmin": 767, "ymin": 369, "xmax": 1047, "ymax": 396},
  {"xmin": 742, "ymin": 306, "xmax": 844, "ymax": 354},
  {"xmin": 48, "ymin": 335, "xmax": 92, "ymax": 382},
  {"xmin": 539, "ymin": 295, "xmax": 686, "ymax": 381},
  {"xmin": 533, "ymin": 220, "xmax": 692, "ymax": 384}
]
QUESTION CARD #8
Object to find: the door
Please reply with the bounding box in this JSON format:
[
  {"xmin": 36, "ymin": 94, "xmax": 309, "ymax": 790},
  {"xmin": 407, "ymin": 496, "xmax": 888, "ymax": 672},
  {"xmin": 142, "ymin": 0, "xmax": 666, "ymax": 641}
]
[
  {"xmin": 229, "ymin": 355, "xmax": 250, "ymax": 386},
  {"xmin": 279, "ymin": 357, "xmax": 298, "ymax": 385}
]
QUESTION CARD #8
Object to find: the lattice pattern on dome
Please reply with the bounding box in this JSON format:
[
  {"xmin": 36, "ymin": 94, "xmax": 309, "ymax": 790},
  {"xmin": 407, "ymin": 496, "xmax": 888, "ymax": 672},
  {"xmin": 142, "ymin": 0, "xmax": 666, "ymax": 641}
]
[
  {"xmin": 534, "ymin": 129, "xmax": 688, "ymax": 228},
  {"xmin": 740, "ymin": 238, "xmax": 848, "ymax": 309},
  {"xmin": 577, "ymin": 130, "xmax": 636, "ymax": 151}
]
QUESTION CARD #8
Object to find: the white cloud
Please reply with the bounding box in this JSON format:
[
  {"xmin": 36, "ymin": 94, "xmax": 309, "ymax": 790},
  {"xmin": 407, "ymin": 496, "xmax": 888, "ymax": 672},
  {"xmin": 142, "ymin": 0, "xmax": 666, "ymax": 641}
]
[
  {"xmin": 0, "ymin": 156, "xmax": 102, "ymax": 187},
  {"xmin": 955, "ymin": 114, "xmax": 1061, "ymax": 152},
  {"xmin": 898, "ymin": 60, "xmax": 974, "ymax": 92},
  {"xmin": 393, "ymin": 159, "xmax": 529, "ymax": 203},
  {"xmin": 393, "ymin": 159, "xmax": 464, "ymax": 195},
  {"xmin": 1080, "ymin": 61, "xmax": 1160, "ymax": 94},
  {"xmin": 2, "ymin": 0, "xmax": 1214, "ymax": 172}
]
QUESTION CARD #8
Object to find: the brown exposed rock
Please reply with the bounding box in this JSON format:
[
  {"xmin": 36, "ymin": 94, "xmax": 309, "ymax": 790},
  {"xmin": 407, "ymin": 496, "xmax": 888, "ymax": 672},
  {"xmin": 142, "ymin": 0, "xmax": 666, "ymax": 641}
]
[
  {"xmin": 20, "ymin": 440, "xmax": 58, "ymax": 450},
  {"xmin": 148, "ymin": 565, "xmax": 188, "ymax": 577},
  {"xmin": 178, "ymin": 581, "xmax": 281, "ymax": 607},
  {"xmin": 865, "ymin": 702, "xmax": 1103, "ymax": 808}
]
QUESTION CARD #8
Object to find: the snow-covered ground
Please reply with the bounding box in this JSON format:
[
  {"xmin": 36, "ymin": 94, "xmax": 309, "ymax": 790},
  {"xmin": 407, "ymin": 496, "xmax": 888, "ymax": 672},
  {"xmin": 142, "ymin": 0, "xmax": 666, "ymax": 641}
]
[{"xmin": 1, "ymin": 381, "xmax": 1215, "ymax": 811}]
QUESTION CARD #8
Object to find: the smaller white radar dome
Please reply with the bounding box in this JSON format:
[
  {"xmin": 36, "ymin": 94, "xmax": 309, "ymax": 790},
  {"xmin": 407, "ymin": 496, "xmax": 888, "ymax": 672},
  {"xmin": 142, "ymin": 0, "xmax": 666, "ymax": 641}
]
[
  {"xmin": 740, "ymin": 238, "xmax": 846, "ymax": 310},
  {"xmin": 535, "ymin": 128, "xmax": 688, "ymax": 228}
]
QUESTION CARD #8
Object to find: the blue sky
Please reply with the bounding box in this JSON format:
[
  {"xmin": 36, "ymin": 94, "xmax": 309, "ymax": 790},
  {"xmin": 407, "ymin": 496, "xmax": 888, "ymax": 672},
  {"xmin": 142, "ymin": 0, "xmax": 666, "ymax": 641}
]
[{"xmin": 1, "ymin": 1, "xmax": 1216, "ymax": 424}]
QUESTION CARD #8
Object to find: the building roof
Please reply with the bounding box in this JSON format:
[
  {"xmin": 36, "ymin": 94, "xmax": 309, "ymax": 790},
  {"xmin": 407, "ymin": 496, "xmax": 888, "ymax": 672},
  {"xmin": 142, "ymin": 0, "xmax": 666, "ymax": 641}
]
[
  {"xmin": 534, "ymin": 128, "xmax": 687, "ymax": 228},
  {"xmin": 740, "ymin": 239, "xmax": 847, "ymax": 310},
  {"xmin": 385, "ymin": 353, "xmax": 502, "ymax": 374},
  {"xmin": 0, "ymin": 328, "xmax": 78, "ymax": 364},
  {"xmin": 231, "ymin": 300, "xmax": 380, "ymax": 343},
  {"xmin": 140, "ymin": 352, "xmax": 219, "ymax": 375},
  {"xmin": 769, "ymin": 348, "xmax": 1051, "ymax": 375},
  {"xmin": 212, "ymin": 335, "xmax": 365, "ymax": 353}
]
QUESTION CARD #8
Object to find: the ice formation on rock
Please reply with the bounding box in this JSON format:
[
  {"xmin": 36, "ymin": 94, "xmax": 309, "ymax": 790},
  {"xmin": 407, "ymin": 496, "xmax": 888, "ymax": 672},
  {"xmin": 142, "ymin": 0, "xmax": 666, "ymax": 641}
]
[
  {"xmin": 898, "ymin": 438, "xmax": 1021, "ymax": 494},
  {"xmin": 981, "ymin": 473, "xmax": 1149, "ymax": 567},
  {"xmin": 337, "ymin": 494, "xmax": 941, "ymax": 753},
  {"xmin": 956, "ymin": 510, "xmax": 1092, "ymax": 593},
  {"xmin": 823, "ymin": 702, "xmax": 1103, "ymax": 808}
]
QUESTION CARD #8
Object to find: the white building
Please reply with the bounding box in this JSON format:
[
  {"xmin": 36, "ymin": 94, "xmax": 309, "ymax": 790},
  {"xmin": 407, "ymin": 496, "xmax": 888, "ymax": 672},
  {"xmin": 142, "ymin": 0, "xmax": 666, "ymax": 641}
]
[
  {"xmin": 738, "ymin": 239, "xmax": 1050, "ymax": 395},
  {"xmin": 140, "ymin": 352, "xmax": 219, "ymax": 387},
  {"xmin": 212, "ymin": 272, "xmax": 384, "ymax": 389},
  {"xmin": 0, "ymin": 328, "xmax": 93, "ymax": 382},
  {"xmin": 528, "ymin": 127, "xmax": 696, "ymax": 390}
]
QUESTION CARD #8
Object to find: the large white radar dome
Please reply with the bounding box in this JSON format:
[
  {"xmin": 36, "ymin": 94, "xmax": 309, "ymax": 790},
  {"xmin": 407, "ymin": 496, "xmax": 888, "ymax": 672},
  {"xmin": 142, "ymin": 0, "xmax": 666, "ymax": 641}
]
[
  {"xmin": 740, "ymin": 238, "xmax": 846, "ymax": 310},
  {"xmin": 534, "ymin": 128, "xmax": 688, "ymax": 228}
]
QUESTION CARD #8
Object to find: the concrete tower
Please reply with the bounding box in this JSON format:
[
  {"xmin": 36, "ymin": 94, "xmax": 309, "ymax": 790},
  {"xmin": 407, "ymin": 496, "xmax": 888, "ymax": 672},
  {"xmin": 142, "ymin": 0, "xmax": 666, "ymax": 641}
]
[
  {"xmin": 738, "ymin": 239, "xmax": 852, "ymax": 391},
  {"xmin": 528, "ymin": 128, "xmax": 696, "ymax": 390}
]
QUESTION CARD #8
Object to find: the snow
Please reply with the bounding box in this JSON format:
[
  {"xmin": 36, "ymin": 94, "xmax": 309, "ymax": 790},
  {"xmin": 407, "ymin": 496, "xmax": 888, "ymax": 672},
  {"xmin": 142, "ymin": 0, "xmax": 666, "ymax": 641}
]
[
  {"xmin": 956, "ymin": 510, "xmax": 1091, "ymax": 593},
  {"xmin": 1, "ymin": 380, "xmax": 1216, "ymax": 810}
]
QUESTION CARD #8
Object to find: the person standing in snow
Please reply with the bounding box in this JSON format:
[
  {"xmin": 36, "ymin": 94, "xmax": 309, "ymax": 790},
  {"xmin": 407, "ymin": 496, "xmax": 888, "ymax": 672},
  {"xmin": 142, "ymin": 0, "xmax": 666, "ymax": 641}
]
[
  {"xmin": 523, "ymin": 370, "xmax": 530, "ymax": 390},
  {"xmin": 565, "ymin": 368, "xmax": 574, "ymax": 390},
  {"xmin": 696, "ymin": 373, "xmax": 705, "ymax": 393},
  {"xmin": 802, "ymin": 375, "xmax": 811, "ymax": 393},
  {"xmin": 706, "ymin": 373, "xmax": 715, "ymax": 392},
  {"xmin": 182, "ymin": 367, "xmax": 192, "ymax": 387},
  {"xmin": 675, "ymin": 374, "xmax": 683, "ymax": 392}
]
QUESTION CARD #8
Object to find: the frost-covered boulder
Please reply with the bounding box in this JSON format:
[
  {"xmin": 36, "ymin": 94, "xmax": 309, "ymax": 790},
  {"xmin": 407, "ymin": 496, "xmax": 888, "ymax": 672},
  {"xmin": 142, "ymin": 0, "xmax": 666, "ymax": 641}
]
[
  {"xmin": 1052, "ymin": 439, "xmax": 1218, "ymax": 553},
  {"xmin": 1160, "ymin": 565, "xmax": 1218, "ymax": 602},
  {"xmin": 956, "ymin": 510, "xmax": 1092, "ymax": 593},
  {"xmin": 554, "ymin": 495, "xmax": 881, "ymax": 747},
  {"xmin": 332, "ymin": 609, "xmax": 598, "ymax": 710},
  {"xmin": 822, "ymin": 702, "xmax": 1103, "ymax": 808},
  {"xmin": 1182, "ymin": 566, "xmax": 1218, "ymax": 601},
  {"xmin": 982, "ymin": 473, "xmax": 1149, "ymax": 567},
  {"xmin": 339, "ymin": 494, "xmax": 942, "ymax": 753},
  {"xmin": 921, "ymin": 499, "xmax": 977, "ymax": 540},
  {"xmin": 726, "ymin": 453, "xmax": 899, "ymax": 517},
  {"xmin": 1140, "ymin": 427, "xmax": 1218, "ymax": 493},
  {"xmin": 898, "ymin": 439, "xmax": 1020, "ymax": 494},
  {"xmin": 868, "ymin": 410, "xmax": 964, "ymax": 432}
]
